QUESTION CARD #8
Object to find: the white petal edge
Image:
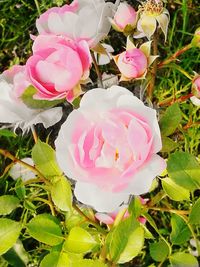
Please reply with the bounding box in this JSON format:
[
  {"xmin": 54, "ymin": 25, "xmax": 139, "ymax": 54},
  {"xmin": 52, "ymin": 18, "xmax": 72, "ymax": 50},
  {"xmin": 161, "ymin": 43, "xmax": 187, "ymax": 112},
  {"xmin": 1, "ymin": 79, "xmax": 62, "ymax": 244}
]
[
  {"xmin": 74, "ymin": 181, "xmax": 129, "ymax": 212},
  {"xmin": 124, "ymin": 154, "xmax": 166, "ymax": 195}
]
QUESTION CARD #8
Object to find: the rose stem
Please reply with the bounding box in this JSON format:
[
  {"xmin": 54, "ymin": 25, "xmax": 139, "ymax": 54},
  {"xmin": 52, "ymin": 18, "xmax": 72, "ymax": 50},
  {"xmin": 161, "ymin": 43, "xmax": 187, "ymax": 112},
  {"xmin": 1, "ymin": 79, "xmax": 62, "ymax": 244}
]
[
  {"xmin": 158, "ymin": 93, "xmax": 193, "ymax": 106},
  {"xmin": 147, "ymin": 30, "xmax": 158, "ymax": 99},
  {"xmin": 147, "ymin": 206, "xmax": 189, "ymax": 215},
  {"xmin": 91, "ymin": 51, "xmax": 104, "ymax": 88},
  {"xmin": 158, "ymin": 43, "xmax": 192, "ymax": 68},
  {"xmin": 0, "ymin": 149, "xmax": 48, "ymax": 184},
  {"xmin": 72, "ymin": 203, "xmax": 106, "ymax": 234}
]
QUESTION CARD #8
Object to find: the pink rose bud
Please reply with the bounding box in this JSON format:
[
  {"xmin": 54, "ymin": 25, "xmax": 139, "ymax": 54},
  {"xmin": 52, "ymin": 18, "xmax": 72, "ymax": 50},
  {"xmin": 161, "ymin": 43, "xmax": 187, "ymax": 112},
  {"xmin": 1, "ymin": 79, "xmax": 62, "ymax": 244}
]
[
  {"xmin": 115, "ymin": 48, "xmax": 148, "ymax": 79},
  {"xmin": 192, "ymin": 75, "xmax": 200, "ymax": 98},
  {"xmin": 112, "ymin": 2, "xmax": 137, "ymax": 32},
  {"xmin": 55, "ymin": 86, "xmax": 166, "ymax": 212},
  {"xmin": 26, "ymin": 35, "xmax": 92, "ymax": 102},
  {"xmin": 190, "ymin": 75, "xmax": 200, "ymax": 107}
]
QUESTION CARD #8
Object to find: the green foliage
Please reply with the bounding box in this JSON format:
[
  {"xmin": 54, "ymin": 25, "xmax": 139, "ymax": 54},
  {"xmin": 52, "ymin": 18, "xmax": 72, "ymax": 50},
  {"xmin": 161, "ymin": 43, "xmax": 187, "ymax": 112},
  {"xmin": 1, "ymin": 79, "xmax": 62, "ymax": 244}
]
[
  {"xmin": 189, "ymin": 198, "xmax": 200, "ymax": 225},
  {"xmin": 0, "ymin": 195, "xmax": 20, "ymax": 215},
  {"xmin": 170, "ymin": 214, "xmax": 191, "ymax": 244},
  {"xmin": 106, "ymin": 217, "xmax": 144, "ymax": 263},
  {"xmin": 51, "ymin": 176, "xmax": 72, "ymax": 212},
  {"xmin": 64, "ymin": 227, "xmax": 97, "ymax": 254},
  {"xmin": 32, "ymin": 140, "xmax": 62, "ymax": 178},
  {"xmin": 0, "ymin": 219, "xmax": 22, "ymax": 255},
  {"xmin": 167, "ymin": 151, "xmax": 200, "ymax": 191},
  {"xmin": 27, "ymin": 214, "xmax": 63, "ymax": 246},
  {"xmin": 161, "ymin": 177, "xmax": 190, "ymax": 201},
  {"xmin": 159, "ymin": 103, "xmax": 182, "ymax": 137},
  {"xmin": 149, "ymin": 240, "xmax": 170, "ymax": 262},
  {"xmin": 169, "ymin": 252, "xmax": 199, "ymax": 267}
]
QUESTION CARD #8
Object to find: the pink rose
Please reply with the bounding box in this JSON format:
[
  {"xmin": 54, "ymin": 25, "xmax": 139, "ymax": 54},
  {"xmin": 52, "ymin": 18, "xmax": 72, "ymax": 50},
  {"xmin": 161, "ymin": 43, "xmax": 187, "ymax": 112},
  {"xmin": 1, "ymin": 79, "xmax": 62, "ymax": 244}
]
[
  {"xmin": 2, "ymin": 65, "xmax": 30, "ymax": 101},
  {"xmin": 115, "ymin": 48, "xmax": 148, "ymax": 79},
  {"xmin": 55, "ymin": 86, "xmax": 166, "ymax": 212},
  {"xmin": 36, "ymin": 0, "xmax": 115, "ymax": 48},
  {"xmin": 26, "ymin": 35, "xmax": 92, "ymax": 101},
  {"xmin": 190, "ymin": 74, "xmax": 200, "ymax": 106},
  {"xmin": 112, "ymin": 2, "xmax": 137, "ymax": 32}
]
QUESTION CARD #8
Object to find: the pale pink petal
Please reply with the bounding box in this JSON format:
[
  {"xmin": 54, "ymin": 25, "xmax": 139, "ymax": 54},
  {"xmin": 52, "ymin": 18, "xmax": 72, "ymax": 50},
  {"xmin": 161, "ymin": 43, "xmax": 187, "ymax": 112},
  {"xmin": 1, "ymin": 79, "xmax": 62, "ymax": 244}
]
[
  {"xmin": 74, "ymin": 182, "xmax": 129, "ymax": 212},
  {"xmin": 124, "ymin": 154, "xmax": 166, "ymax": 195}
]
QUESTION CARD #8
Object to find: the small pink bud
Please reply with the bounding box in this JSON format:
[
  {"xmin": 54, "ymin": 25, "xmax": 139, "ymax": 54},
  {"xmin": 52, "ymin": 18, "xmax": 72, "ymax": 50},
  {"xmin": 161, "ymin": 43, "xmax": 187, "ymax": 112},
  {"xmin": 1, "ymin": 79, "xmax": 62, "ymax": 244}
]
[
  {"xmin": 115, "ymin": 48, "xmax": 148, "ymax": 79},
  {"xmin": 192, "ymin": 75, "xmax": 200, "ymax": 98},
  {"xmin": 113, "ymin": 2, "xmax": 137, "ymax": 32}
]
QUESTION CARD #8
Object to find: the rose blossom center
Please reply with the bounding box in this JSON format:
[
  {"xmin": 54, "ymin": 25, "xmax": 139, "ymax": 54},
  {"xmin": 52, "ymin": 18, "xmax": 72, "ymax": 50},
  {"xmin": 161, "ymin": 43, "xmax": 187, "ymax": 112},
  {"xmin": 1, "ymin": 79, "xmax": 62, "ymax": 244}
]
[{"xmin": 141, "ymin": 0, "xmax": 164, "ymax": 16}]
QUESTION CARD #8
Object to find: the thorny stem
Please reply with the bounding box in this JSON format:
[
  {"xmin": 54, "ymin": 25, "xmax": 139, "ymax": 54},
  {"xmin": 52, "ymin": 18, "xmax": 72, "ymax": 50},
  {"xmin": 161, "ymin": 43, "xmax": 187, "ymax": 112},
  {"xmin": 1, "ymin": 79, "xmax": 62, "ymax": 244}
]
[
  {"xmin": 91, "ymin": 52, "xmax": 104, "ymax": 88},
  {"xmin": 158, "ymin": 43, "xmax": 192, "ymax": 68},
  {"xmin": 147, "ymin": 30, "xmax": 158, "ymax": 99},
  {"xmin": 147, "ymin": 206, "xmax": 190, "ymax": 215},
  {"xmin": 72, "ymin": 203, "xmax": 106, "ymax": 234},
  {"xmin": 158, "ymin": 93, "xmax": 193, "ymax": 106},
  {"xmin": 0, "ymin": 149, "xmax": 48, "ymax": 184}
]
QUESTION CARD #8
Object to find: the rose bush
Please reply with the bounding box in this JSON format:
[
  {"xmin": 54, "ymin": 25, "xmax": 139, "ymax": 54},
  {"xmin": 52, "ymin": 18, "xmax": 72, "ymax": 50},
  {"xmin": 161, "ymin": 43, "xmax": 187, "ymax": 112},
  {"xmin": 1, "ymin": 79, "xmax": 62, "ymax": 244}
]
[
  {"xmin": 55, "ymin": 86, "xmax": 166, "ymax": 212},
  {"xmin": 36, "ymin": 0, "xmax": 115, "ymax": 48},
  {"xmin": 26, "ymin": 35, "xmax": 92, "ymax": 101}
]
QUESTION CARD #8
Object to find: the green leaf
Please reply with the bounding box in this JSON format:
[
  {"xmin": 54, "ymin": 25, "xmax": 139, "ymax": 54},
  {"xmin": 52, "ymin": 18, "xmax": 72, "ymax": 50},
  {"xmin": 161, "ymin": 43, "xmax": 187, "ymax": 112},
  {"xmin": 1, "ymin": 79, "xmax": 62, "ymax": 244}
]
[
  {"xmin": 117, "ymin": 226, "xmax": 144, "ymax": 264},
  {"xmin": 27, "ymin": 214, "xmax": 63, "ymax": 246},
  {"xmin": 170, "ymin": 214, "xmax": 191, "ymax": 244},
  {"xmin": 149, "ymin": 240, "xmax": 170, "ymax": 262},
  {"xmin": 167, "ymin": 152, "xmax": 200, "ymax": 191},
  {"xmin": 0, "ymin": 195, "xmax": 20, "ymax": 215},
  {"xmin": 64, "ymin": 227, "xmax": 97, "ymax": 254},
  {"xmin": 3, "ymin": 240, "xmax": 28, "ymax": 267},
  {"xmin": 15, "ymin": 179, "xmax": 26, "ymax": 200},
  {"xmin": 0, "ymin": 219, "xmax": 22, "ymax": 255},
  {"xmin": 106, "ymin": 217, "xmax": 139, "ymax": 262},
  {"xmin": 128, "ymin": 196, "xmax": 142, "ymax": 218},
  {"xmin": 40, "ymin": 251, "xmax": 70, "ymax": 267},
  {"xmin": 189, "ymin": 198, "xmax": 200, "ymax": 224},
  {"xmin": 161, "ymin": 136, "xmax": 178, "ymax": 152},
  {"xmin": 169, "ymin": 252, "xmax": 198, "ymax": 267},
  {"xmin": 0, "ymin": 129, "xmax": 16, "ymax": 138},
  {"xmin": 159, "ymin": 103, "xmax": 182, "ymax": 136},
  {"xmin": 51, "ymin": 176, "xmax": 72, "ymax": 212},
  {"xmin": 162, "ymin": 178, "xmax": 190, "ymax": 201},
  {"xmin": 21, "ymin": 86, "xmax": 64, "ymax": 109},
  {"xmin": 32, "ymin": 140, "xmax": 62, "ymax": 178}
]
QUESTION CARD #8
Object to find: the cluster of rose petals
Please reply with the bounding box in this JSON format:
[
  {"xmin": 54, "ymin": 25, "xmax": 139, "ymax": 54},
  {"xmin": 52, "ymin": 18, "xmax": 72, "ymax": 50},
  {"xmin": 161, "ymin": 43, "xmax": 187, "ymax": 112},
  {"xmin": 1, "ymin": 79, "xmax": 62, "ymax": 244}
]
[
  {"xmin": 190, "ymin": 75, "xmax": 200, "ymax": 107},
  {"xmin": 26, "ymin": 35, "xmax": 92, "ymax": 101},
  {"xmin": 112, "ymin": 2, "xmax": 137, "ymax": 32},
  {"xmin": 36, "ymin": 0, "xmax": 115, "ymax": 48},
  {"xmin": 55, "ymin": 86, "xmax": 166, "ymax": 212},
  {"xmin": 0, "ymin": 68, "xmax": 63, "ymax": 132}
]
